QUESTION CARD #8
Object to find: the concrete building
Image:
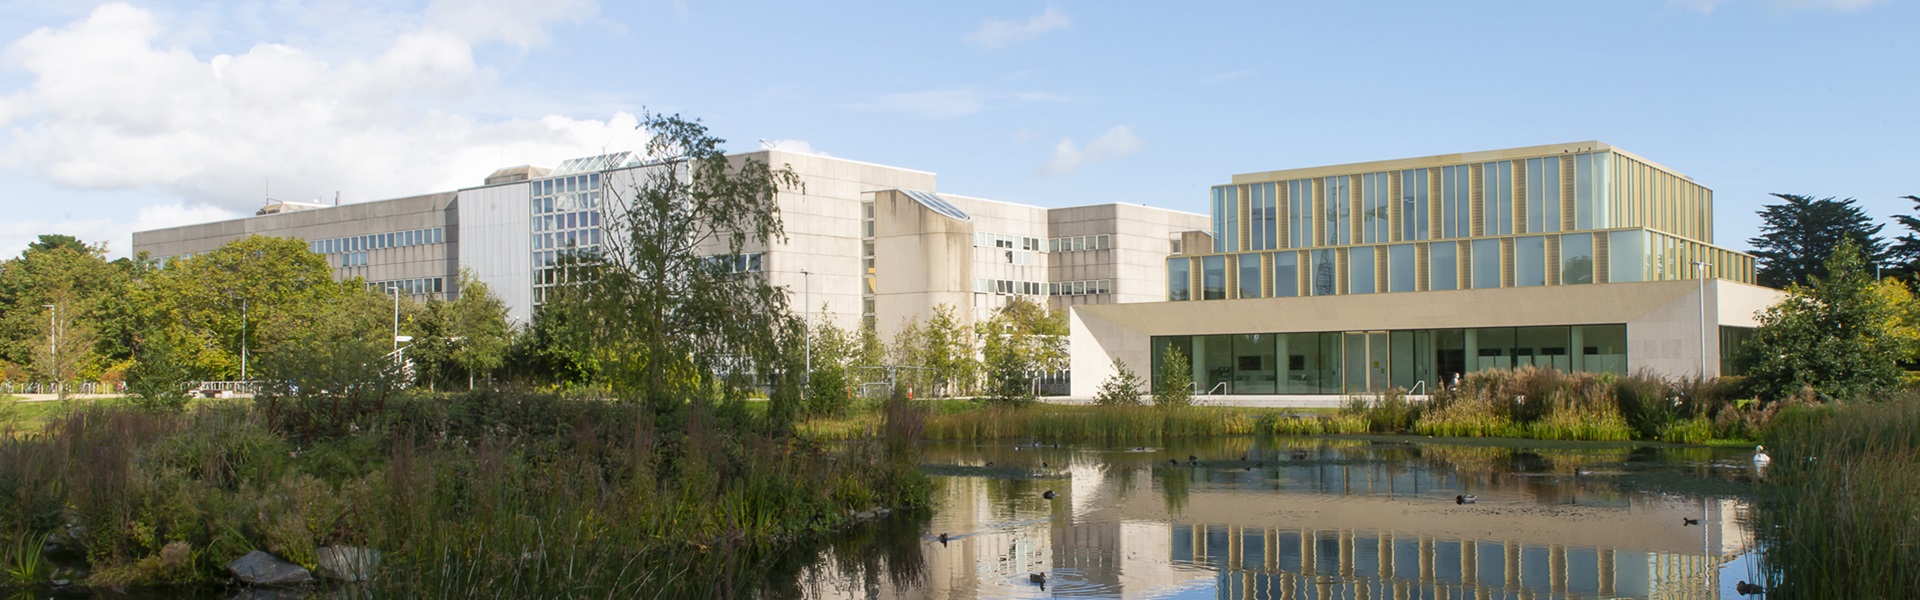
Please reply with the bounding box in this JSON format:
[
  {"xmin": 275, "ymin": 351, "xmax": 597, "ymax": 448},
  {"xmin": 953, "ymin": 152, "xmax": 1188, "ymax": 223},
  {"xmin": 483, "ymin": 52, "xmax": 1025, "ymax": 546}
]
[
  {"xmin": 132, "ymin": 150, "xmax": 1206, "ymax": 342},
  {"xmin": 1069, "ymin": 141, "xmax": 1785, "ymax": 398}
]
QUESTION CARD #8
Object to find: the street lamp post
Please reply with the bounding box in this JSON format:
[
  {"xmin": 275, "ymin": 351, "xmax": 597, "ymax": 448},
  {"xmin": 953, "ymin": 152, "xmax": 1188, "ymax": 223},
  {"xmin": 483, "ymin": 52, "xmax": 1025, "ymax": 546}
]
[
  {"xmin": 240, "ymin": 298, "xmax": 249, "ymax": 383},
  {"xmin": 1692, "ymin": 261, "xmax": 1711, "ymax": 376},
  {"xmin": 42, "ymin": 304, "xmax": 55, "ymax": 396},
  {"xmin": 800, "ymin": 268, "xmax": 811, "ymax": 388}
]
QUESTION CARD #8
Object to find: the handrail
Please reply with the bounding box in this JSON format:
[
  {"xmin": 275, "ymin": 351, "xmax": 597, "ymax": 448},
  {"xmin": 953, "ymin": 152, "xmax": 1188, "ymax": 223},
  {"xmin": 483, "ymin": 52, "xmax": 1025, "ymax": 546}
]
[{"xmin": 1409, "ymin": 380, "xmax": 1427, "ymax": 396}]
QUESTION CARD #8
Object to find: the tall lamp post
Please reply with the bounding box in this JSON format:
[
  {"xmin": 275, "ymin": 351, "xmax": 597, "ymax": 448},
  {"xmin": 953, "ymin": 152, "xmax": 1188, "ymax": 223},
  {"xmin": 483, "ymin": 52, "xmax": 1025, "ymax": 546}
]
[
  {"xmin": 240, "ymin": 297, "xmax": 249, "ymax": 383},
  {"xmin": 1691, "ymin": 260, "xmax": 1711, "ymax": 376},
  {"xmin": 42, "ymin": 304, "xmax": 55, "ymax": 395},
  {"xmin": 800, "ymin": 268, "xmax": 811, "ymax": 388}
]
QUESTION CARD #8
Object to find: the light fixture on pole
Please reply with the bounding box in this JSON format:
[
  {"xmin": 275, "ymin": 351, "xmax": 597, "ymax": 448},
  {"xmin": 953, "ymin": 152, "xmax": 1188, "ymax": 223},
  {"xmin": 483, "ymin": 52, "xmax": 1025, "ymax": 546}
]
[
  {"xmin": 800, "ymin": 268, "xmax": 811, "ymax": 388},
  {"xmin": 1691, "ymin": 260, "xmax": 1711, "ymax": 376}
]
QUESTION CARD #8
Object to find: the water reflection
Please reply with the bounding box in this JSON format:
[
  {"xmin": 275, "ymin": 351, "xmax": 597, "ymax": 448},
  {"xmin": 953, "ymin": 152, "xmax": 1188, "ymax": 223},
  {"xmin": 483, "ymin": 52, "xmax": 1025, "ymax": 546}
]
[{"xmin": 796, "ymin": 437, "xmax": 1759, "ymax": 599}]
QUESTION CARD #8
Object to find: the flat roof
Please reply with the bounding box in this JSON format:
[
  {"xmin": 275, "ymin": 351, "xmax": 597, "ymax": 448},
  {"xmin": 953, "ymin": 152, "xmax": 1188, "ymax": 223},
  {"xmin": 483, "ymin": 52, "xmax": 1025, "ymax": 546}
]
[{"xmin": 1229, "ymin": 141, "xmax": 1697, "ymax": 185}]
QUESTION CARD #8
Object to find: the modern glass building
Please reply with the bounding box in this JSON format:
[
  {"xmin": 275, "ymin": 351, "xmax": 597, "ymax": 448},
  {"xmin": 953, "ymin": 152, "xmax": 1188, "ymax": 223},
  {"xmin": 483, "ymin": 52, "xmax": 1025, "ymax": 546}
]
[{"xmin": 1070, "ymin": 142, "xmax": 1784, "ymax": 398}]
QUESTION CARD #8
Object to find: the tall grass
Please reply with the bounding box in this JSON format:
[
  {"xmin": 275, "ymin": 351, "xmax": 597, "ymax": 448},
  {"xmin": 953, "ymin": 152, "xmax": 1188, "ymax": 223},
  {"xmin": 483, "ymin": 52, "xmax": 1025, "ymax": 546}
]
[
  {"xmin": 1400, "ymin": 367, "xmax": 1752, "ymax": 443},
  {"xmin": 1754, "ymin": 398, "xmax": 1920, "ymax": 598},
  {"xmin": 0, "ymin": 389, "xmax": 930, "ymax": 594}
]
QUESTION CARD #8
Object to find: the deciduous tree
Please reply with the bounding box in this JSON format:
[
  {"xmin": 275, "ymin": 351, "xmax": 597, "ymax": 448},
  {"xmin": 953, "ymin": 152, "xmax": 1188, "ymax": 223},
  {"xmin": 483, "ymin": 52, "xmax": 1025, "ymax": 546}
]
[{"xmin": 1739, "ymin": 240, "xmax": 1904, "ymax": 401}]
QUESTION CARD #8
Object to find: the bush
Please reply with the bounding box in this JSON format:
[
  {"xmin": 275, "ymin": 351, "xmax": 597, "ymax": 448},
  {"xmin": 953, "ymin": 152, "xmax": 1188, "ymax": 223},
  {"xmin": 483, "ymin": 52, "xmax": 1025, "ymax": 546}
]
[
  {"xmin": 1151, "ymin": 346, "xmax": 1193, "ymax": 409},
  {"xmin": 1343, "ymin": 387, "xmax": 1419, "ymax": 433},
  {"xmin": 1093, "ymin": 358, "xmax": 1144, "ymax": 407},
  {"xmin": 127, "ymin": 333, "xmax": 194, "ymax": 414}
]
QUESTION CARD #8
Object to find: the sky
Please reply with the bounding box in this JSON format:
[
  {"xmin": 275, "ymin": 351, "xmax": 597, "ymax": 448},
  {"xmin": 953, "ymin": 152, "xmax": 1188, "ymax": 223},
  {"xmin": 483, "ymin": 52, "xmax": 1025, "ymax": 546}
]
[{"xmin": 0, "ymin": 0, "xmax": 1914, "ymax": 259}]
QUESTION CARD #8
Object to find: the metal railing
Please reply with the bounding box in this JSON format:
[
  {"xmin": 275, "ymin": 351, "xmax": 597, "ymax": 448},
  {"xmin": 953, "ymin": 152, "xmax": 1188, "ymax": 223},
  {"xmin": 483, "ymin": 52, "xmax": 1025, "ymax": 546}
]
[{"xmin": 0, "ymin": 381, "xmax": 128, "ymax": 395}]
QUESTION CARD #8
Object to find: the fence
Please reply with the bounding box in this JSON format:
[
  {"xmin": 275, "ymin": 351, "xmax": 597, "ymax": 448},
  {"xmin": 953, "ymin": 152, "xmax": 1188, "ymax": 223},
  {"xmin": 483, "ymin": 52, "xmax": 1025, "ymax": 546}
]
[{"xmin": 1, "ymin": 381, "xmax": 127, "ymax": 395}]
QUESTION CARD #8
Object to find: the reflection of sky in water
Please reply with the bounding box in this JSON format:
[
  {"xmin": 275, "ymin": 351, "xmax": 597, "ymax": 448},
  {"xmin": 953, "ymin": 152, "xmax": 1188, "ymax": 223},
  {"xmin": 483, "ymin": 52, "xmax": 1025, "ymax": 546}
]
[{"xmin": 799, "ymin": 438, "xmax": 1758, "ymax": 599}]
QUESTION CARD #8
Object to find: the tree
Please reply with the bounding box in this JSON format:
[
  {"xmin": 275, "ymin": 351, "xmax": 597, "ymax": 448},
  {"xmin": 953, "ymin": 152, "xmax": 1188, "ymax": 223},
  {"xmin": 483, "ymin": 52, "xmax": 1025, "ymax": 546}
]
[
  {"xmin": 979, "ymin": 297, "xmax": 1066, "ymax": 406},
  {"xmin": 920, "ymin": 305, "xmax": 977, "ymax": 398},
  {"xmin": 30, "ymin": 290, "xmax": 98, "ymax": 398},
  {"xmin": 1094, "ymin": 357, "xmax": 1144, "ymax": 406},
  {"xmin": 1739, "ymin": 240, "xmax": 1905, "ymax": 401},
  {"xmin": 589, "ymin": 113, "xmax": 803, "ymax": 415},
  {"xmin": 1885, "ymin": 195, "xmax": 1920, "ymax": 280},
  {"xmin": 138, "ymin": 235, "xmax": 351, "ymax": 380},
  {"xmin": 254, "ymin": 287, "xmax": 408, "ymax": 432},
  {"xmin": 1749, "ymin": 194, "xmax": 1889, "ymax": 289},
  {"xmin": 127, "ymin": 329, "xmax": 194, "ymax": 412},
  {"xmin": 0, "ymin": 234, "xmax": 135, "ymax": 373},
  {"xmin": 447, "ymin": 270, "xmax": 510, "ymax": 389},
  {"xmin": 1152, "ymin": 345, "xmax": 1193, "ymax": 409},
  {"xmin": 803, "ymin": 309, "xmax": 858, "ymax": 416}
]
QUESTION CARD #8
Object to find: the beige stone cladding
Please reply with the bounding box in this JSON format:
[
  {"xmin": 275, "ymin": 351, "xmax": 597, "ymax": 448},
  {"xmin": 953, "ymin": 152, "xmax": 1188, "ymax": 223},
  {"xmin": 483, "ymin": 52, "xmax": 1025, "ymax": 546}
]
[
  {"xmin": 1068, "ymin": 279, "xmax": 1786, "ymax": 396},
  {"xmin": 1046, "ymin": 203, "xmax": 1209, "ymax": 311},
  {"xmin": 132, "ymin": 192, "xmax": 458, "ymax": 297}
]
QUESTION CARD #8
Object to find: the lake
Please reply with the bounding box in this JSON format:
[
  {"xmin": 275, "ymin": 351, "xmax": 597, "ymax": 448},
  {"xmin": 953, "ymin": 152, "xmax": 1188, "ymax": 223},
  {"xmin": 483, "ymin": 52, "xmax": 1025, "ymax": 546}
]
[{"xmin": 793, "ymin": 436, "xmax": 1766, "ymax": 600}]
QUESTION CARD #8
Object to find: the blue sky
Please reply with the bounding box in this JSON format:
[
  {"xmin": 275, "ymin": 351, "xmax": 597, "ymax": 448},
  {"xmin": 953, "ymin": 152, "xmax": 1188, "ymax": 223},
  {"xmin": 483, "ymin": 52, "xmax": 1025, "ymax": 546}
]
[{"xmin": 0, "ymin": 0, "xmax": 1914, "ymax": 259}]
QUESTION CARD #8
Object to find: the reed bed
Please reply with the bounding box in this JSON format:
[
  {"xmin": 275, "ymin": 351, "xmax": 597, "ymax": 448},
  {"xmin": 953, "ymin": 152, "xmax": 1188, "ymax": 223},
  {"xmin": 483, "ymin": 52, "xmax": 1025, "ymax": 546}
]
[
  {"xmin": 1753, "ymin": 398, "xmax": 1920, "ymax": 598},
  {"xmin": 898, "ymin": 405, "xmax": 1364, "ymax": 443},
  {"xmin": 0, "ymin": 390, "xmax": 931, "ymax": 595},
  {"xmin": 1398, "ymin": 367, "xmax": 1747, "ymax": 443}
]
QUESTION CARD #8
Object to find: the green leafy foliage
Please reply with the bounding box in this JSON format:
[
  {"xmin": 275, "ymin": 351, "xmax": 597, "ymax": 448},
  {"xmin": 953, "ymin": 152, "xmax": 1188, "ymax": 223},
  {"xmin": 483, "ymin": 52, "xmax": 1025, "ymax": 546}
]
[
  {"xmin": 127, "ymin": 330, "xmax": 194, "ymax": 412},
  {"xmin": 1739, "ymin": 240, "xmax": 1905, "ymax": 401},
  {"xmin": 979, "ymin": 297, "xmax": 1064, "ymax": 407},
  {"xmin": 1093, "ymin": 358, "xmax": 1144, "ymax": 407},
  {"xmin": 1152, "ymin": 345, "xmax": 1193, "ymax": 409}
]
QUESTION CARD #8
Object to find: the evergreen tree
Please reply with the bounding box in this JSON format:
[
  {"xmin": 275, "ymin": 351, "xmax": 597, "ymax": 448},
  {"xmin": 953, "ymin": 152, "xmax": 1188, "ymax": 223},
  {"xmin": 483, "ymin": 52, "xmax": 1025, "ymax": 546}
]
[
  {"xmin": 1152, "ymin": 345, "xmax": 1193, "ymax": 409},
  {"xmin": 1885, "ymin": 195, "xmax": 1920, "ymax": 280},
  {"xmin": 1093, "ymin": 357, "xmax": 1144, "ymax": 406},
  {"xmin": 1749, "ymin": 194, "xmax": 1889, "ymax": 288}
]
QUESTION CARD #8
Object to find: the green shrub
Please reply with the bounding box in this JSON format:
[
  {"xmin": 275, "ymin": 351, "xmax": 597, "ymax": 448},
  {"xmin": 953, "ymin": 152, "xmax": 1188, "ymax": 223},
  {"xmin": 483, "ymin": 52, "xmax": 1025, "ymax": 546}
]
[
  {"xmin": 1151, "ymin": 346, "xmax": 1193, "ymax": 409},
  {"xmin": 1093, "ymin": 358, "xmax": 1145, "ymax": 407}
]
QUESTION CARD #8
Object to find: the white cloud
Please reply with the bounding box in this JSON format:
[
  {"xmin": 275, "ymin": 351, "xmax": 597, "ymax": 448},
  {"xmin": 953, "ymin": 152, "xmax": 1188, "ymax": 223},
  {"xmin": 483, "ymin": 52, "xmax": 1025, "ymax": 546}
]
[
  {"xmin": 861, "ymin": 88, "xmax": 1069, "ymax": 120},
  {"xmin": 965, "ymin": 7, "xmax": 1071, "ymax": 49},
  {"xmin": 1040, "ymin": 125, "xmax": 1142, "ymax": 176},
  {"xmin": 0, "ymin": 2, "xmax": 642, "ymax": 218},
  {"xmin": 1672, "ymin": 0, "xmax": 1886, "ymax": 13},
  {"xmin": 424, "ymin": 0, "xmax": 598, "ymax": 48},
  {"xmin": 758, "ymin": 139, "xmax": 829, "ymax": 157},
  {"xmin": 0, "ymin": 203, "xmax": 242, "ymax": 260}
]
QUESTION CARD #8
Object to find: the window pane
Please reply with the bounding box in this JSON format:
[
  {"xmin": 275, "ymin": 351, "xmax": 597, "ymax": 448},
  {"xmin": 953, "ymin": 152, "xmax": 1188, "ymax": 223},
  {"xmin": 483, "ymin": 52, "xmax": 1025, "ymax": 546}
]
[
  {"xmin": 1350, "ymin": 246, "xmax": 1375, "ymax": 294},
  {"xmin": 1202, "ymin": 255, "xmax": 1227, "ymax": 300},
  {"xmin": 1430, "ymin": 242, "xmax": 1458, "ymax": 291},
  {"xmin": 1608, "ymin": 230, "xmax": 1645, "ymax": 282},
  {"xmin": 1233, "ymin": 333, "xmax": 1277, "ymax": 394},
  {"xmin": 1168, "ymin": 258, "xmax": 1192, "ymax": 300},
  {"xmin": 1472, "ymin": 239, "xmax": 1501, "ymax": 289},
  {"xmin": 1574, "ymin": 324, "xmax": 1628, "ymax": 374},
  {"xmin": 1561, "ymin": 233, "xmax": 1594, "ymax": 284},
  {"xmin": 1238, "ymin": 254, "xmax": 1262, "ymax": 298},
  {"xmin": 1389, "ymin": 244, "xmax": 1416, "ymax": 292},
  {"xmin": 1516, "ymin": 236, "xmax": 1545, "ymax": 287},
  {"xmin": 1311, "ymin": 249, "xmax": 1337, "ymax": 296},
  {"xmin": 1274, "ymin": 252, "xmax": 1299, "ymax": 297}
]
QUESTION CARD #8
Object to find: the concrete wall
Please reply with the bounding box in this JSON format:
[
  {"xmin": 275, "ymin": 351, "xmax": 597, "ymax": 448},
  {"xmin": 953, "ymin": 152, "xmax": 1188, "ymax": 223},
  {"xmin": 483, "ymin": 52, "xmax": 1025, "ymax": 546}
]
[
  {"xmin": 871, "ymin": 189, "xmax": 974, "ymax": 340},
  {"xmin": 757, "ymin": 150, "xmax": 936, "ymax": 332},
  {"xmin": 1048, "ymin": 203, "xmax": 1210, "ymax": 311},
  {"xmin": 1068, "ymin": 279, "xmax": 1786, "ymax": 396}
]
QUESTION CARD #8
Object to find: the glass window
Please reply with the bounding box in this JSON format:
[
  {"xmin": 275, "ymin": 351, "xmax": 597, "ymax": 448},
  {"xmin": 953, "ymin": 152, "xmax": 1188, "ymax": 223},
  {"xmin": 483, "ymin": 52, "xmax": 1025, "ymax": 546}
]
[
  {"xmin": 1274, "ymin": 252, "xmax": 1299, "ymax": 297},
  {"xmin": 1561, "ymin": 233, "xmax": 1594, "ymax": 284},
  {"xmin": 1389, "ymin": 244, "xmax": 1416, "ymax": 292},
  {"xmin": 1472, "ymin": 239, "xmax": 1501, "ymax": 289},
  {"xmin": 1288, "ymin": 180, "xmax": 1313, "ymax": 249},
  {"xmin": 1311, "ymin": 249, "xmax": 1337, "ymax": 296},
  {"xmin": 1362, "ymin": 172, "xmax": 1390, "ymax": 243},
  {"xmin": 1168, "ymin": 258, "xmax": 1192, "ymax": 300},
  {"xmin": 1401, "ymin": 169, "xmax": 1429, "ymax": 241},
  {"xmin": 1515, "ymin": 327, "xmax": 1571, "ymax": 371},
  {"xmin": 1575, "ymin": 152, "xmax": 1611, "ymax": 230},
  {"xmin": 1430, "ymin": 242, "xmax": 1458, "ymax": 291},
  {"xmin": 1441, "ymin": 165, "xmax": 1472, "ymax": 239},
  {"xmin": 1471, "ymin": 327, "xmax": 1515, "ymax": 372},
  {"xmin": 1250, "ymin": 183, "xmax": 1276, "ymax": 251},
  {"xmin": 1238, "ymin": 254, "xmax": 1262, "ymax": 298},
  {"xmin": 1516, "ymin": 236, "xmax": 1545, "ymax": 287},
  {"xmin": 1349, "ymin": 246, "xmax": 1375, "ymax": 294},
  {"xmin": 1199, "ymin": 334, "xmax": 1234, "ymax": 395},
  {"xmin": 1202, "ymin": 255, "xmax": 1227, "ymax": 300},
  {"xmin": 1233, "ymin": 334, "xmax": 1278, "ymax": 394},
  {"xmin": 1608, "ymin": 230, "xmax": 1644, "ymax": 282},
  {"xmin": 1573, "ymin": 324, "xmax": 1628, "ymax": 374},
  {"xmin": 1324, "ymin": 176, "xmax": 1351, "ymax": 245},
  {"xmin": 1483, "ymin": 161, "xmax": 1514, "ymax": 236},
  {"xmin": 1527, "ymin": 157, "xmax": 1562, "ymax": 233}
]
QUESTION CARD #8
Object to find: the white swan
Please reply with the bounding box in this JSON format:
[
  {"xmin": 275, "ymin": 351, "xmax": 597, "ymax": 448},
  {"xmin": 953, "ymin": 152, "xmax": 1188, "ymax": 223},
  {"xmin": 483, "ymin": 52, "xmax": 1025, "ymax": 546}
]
[{"xmin": 1753, "ymin": 445, "xmax": 1773, "ymax": 469}]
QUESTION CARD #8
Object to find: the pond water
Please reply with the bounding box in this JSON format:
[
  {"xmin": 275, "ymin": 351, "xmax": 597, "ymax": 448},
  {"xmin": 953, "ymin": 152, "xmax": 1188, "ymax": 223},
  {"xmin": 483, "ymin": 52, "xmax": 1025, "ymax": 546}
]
[{"xmin": 796, "ymin": 436, "xmax": 1767, "ymax": 600}]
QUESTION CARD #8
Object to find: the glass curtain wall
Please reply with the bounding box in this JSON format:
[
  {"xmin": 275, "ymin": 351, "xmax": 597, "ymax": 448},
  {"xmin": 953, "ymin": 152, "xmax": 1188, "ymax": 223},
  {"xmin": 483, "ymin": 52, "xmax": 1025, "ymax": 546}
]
[
  {"xmin": 1515, "ymin": 236, "xmax": 1546, "ymax": 287},
  {"xmin": 1311, "ymin": 249, "xmax": 1337, "ymax": 296},
  {"xmin": 1526, "ymin": 157, "xmax": 1562, "ymax": 233},
  {"xmin": 1325, "ymin": 176, "xmax": 1352, "ymax": 246},
  {"xmin": 1482, "ymin": 161, "xmax": 1515, "ymax": 236},
  {"xmin": 1168, "ymin": 258, "xmax": 1192, "ymax": 300},
  {"xmin": 1238, "ymin": 254, "xmax": 1262, "ymax": 298},
  {"xmin": 1471, "ymin": 239, "xmax": 1501, "ymax": 289},
  {"xmin": 1274, "ymin": 252, "xmax": 1300, "ymax": 297},
  {"xmin": 1288, "ymin": 180, "xmax": 1313, "ymax": 249},
  {"xmin": 1562, "ymin": 233, "xmax": 1594, "ymax": 284},
  {"xmin": 1402, "ymin": 169, "xmax": 1430, "ymax": 241},
  {"xmin": 1152, "ymin": 324, "xmax": 1628, "ymax": 396},
  {"xmin": 1430, "ymin": 242, "xmax": 1459, "ymax": 291},
  {"xmin": 1201, "ymin": 255, "xmax": 1227, "ymax": 300},
  {"xmin": 1442, "ymin": 165, "xmax": 1471, "ymax": 239},
  {"xmin": 1389, "ymin": 244, "xmax": 1416, "ymax": 292},
  {"xmin": 1249, "ymin": 183, "xmax": 1277, "ymax": 251},
  {"xmin": 1350, "ymin": 246, "xmax": 1376, "ymax": 294},
  {"xmin": 1362, "ymin": 172, "xmax": 1391, "ymax": 243}
]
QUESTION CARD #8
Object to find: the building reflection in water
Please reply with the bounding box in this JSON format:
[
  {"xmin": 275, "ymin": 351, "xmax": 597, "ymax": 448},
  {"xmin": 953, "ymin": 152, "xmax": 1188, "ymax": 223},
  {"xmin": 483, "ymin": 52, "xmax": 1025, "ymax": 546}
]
[{"xmin": 797, "ymin": 440, "xmax": 1757, "ymax": 599}]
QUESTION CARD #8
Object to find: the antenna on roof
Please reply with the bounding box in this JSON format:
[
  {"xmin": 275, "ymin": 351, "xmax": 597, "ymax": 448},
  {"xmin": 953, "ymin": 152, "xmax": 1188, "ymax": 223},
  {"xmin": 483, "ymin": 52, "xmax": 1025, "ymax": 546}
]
[{"xmin": 335, "ymin": 191, "xmax": 340, "ymax": 206}]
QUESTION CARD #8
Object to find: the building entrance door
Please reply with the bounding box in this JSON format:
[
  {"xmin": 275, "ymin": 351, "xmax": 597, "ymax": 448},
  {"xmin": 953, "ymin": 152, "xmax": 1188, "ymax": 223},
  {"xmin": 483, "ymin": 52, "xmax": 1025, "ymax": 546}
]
[{"xmin": 1342, "ymin": 332, "xmax": 1391, "ymax": 395}]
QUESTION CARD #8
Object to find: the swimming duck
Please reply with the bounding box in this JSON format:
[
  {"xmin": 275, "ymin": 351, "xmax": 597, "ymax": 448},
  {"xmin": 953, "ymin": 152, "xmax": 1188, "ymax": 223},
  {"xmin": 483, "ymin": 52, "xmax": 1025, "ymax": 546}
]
[
  {"xmin": 1735, "ymin": 580, "xmax": 1763, "ymax": 595},
  {"xmin": 1683, "ymin": 517, "xmax": 1699, "ymax": 526},
  {"xmin": 1455, "ymin": 494, "xmax": 1477, "ymax": 505},
  {"xmin": 1753, "ymin": 445, "xmax": 1772, "ymax": 468},
  {"xmin": 937, "ymin": 532, "xmax": 949, "ymax": 545},
  {"xmin": 1168, "ymin": 459, "xmax": 1178, "ymax": 466},
  {"xmin": 1029, "ymin": 572, "xmax": 1046, "ymax": 584},
  {"xmin": 1042, "ymin": 490, "xmax": 1057, "ymax": 500}
]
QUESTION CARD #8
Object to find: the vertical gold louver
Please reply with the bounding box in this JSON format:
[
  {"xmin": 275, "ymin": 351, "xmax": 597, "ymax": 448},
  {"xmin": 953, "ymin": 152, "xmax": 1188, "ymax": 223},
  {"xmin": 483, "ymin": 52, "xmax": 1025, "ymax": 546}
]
[
  {"xmin": 1416, "ymin": 242, "xmax": 1429, "ymax": 291},
  {"xmin": 1313, "ymin": 179, "xmax": 1326, "ymax": 247},
  {"xmin": 1337, "ymin": 248, "xmax": 1349, "ymax": 295},
  {"xmin": 1430, "ymin": 167, "xmax": 1442, "ymax": 241},
  {"xmin": 1595, "ymin": 234, "xmax": 1610, "ymax": 284},
  {"xmin": 1389, "ymin": 174, "xmax": 1402, "ymax": 242},
  {"xmin": 1515, "ymin": 164, "xmax": 1529, "ymax": 234},
  {"xmin": 1239, "ymin": 184, "xmax": 1251, "ymax": 253},
  {"xmin": 1561, "ymin": 156, "xmax": 1576, "ymax": 231},
  {"xmin": 1470, "ymin": 164, "xmax": 1485, "ymax": 237},
  {"xmin": 1376, "ymin": 245, "xmax": 1388, "ymax": 293},
  {"xmin": 1546, "ymin": 235, "xmax": 1560, "ymax": 285},
  {"xmin": 1501, "ymin": 238, "xmax": 1515, "ymax": 288},
  {"xmin": 1276, "ymin": 181, "xmax": 1289, "ymax": 249}
]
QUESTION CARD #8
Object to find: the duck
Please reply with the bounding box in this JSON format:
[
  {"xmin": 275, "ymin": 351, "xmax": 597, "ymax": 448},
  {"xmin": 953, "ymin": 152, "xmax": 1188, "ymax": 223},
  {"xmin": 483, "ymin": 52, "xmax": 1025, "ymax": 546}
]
[
  {"xmin": 985, "ymin": 461, "xmax": 994, "ymax": 468},
  {"xmin": 1042, "ymin": 490, "xmax": 1057, "ymax": 500},
  {"xmin": 1753, "ymin": 445, "xmax": 1773, "ymax": 468},
  {"xmin": 1682, "ymin": 517, "xmax": 1700, "ymax": 526},
  {"xmin": 1455, "ymin": 494, "xmax": 1477, "ymax": 505},
  {"xmin": 937, "ymin": 532, "xmax": 949, "ymax": 545},
  {"xmin": 1291, "ymin": 450, "xmax": 1309, "ymax": 460},
  {"xmin": 1029, "ymin": 572, "xmax": 1046, "ymax": 584},
  {"xmin": 1187, "ymin": 454, "xmax": 1198, "ymax": 462},
  {"xmin": 1041, "ymin": 462, "xmax": 1049, "ymax": 469},
  {"xmin": 1168, "ymin": 459, "xmax": 1178, "ymax": 466},
  {"xmin": 1736, "ymin": 580, "xmax": 1763, "ymax": 595}
]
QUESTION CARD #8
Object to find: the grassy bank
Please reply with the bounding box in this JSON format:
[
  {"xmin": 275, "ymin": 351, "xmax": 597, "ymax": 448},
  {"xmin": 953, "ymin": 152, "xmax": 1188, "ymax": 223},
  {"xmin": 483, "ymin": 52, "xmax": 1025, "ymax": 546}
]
[
  {"xmin": 1753, "ymin": 398, "xmax": 1920, "ymax": 598},
  {"xmin": 1398, "ymin": 368, "xmax": 1766, "ymax": 443},
  {"xmin": 0, "ymin": 390, "xmax": 930, "ymax": 596},
  {"xmin": 804, "ymin": 403, "xmax": 1362, "ymax": 443}
]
